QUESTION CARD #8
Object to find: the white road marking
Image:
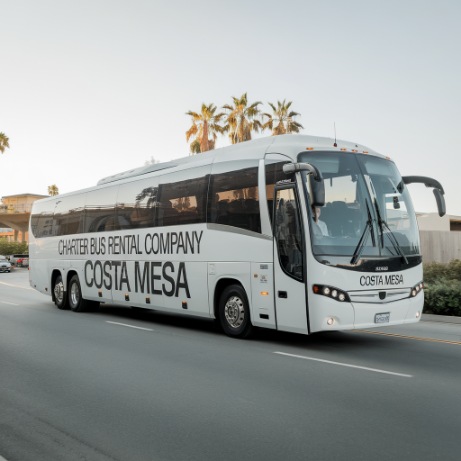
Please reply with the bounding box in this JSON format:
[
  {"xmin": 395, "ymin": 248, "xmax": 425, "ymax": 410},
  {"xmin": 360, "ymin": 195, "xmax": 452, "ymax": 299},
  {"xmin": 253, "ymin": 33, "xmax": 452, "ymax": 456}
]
[
  {"xmin": 0, "ymin": 281, "xmax": 33, "ymax": 290},
  {"xmin": 0, "ymin": 301, "xmax": 19, "ymax": 306},
  {"xmin": 106, "ymin": 321, "xmax": 153, "ymax": 331},
  {"xmin": 274, "ymin": 351, "xmax": 413, "ymax": 378}
]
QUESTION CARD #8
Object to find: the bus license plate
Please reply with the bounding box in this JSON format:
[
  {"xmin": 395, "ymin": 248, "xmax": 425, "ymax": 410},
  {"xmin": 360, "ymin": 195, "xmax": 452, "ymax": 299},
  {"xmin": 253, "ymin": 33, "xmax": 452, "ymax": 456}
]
[{"xmin": 375, "ymin": 312, "xmax": 390, "ymax": 324}]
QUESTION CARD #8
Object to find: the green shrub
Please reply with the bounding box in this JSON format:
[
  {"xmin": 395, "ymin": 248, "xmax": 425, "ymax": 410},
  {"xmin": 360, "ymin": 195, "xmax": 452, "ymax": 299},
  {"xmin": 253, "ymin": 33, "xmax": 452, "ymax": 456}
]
[
  {"xmin": 424, "ymin": 259, "xmax": 461, "ymax": 283},
  {"xmin": 423, "ymin": 279, "xmax": 461, "ymax": 316},
  {"xmin": 0, "ymin": 241, "xmax": 29, "ymax": 256},
  {"xmin": 423, "ymin": 260, "xmax": 461, "ymax": 316},
  {"xmin": 446, "ymin": 259, "xmax": 461, "ymax": 281}
]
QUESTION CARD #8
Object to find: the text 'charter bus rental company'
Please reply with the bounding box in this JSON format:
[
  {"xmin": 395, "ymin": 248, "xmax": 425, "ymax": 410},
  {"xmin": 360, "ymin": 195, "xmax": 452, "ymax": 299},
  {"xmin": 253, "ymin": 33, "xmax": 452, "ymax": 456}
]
[{"xmin": 29, "ymin": 135, "xmax": 446, "ymax": 338}]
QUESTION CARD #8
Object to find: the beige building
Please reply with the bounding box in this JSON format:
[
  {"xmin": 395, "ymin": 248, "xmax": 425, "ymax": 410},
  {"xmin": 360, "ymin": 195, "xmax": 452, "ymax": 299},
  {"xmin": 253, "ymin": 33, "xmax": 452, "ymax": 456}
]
[
  {"xmin": 417, "ymin": 212, "xmax": 461, "ymax": 263},
  {"xmin": 416, "ymin": 212, "xmax": 461, "ymax": 232},
  {"xmin": 0, "ymin": 193, "xmax": 48, "ymax": 242}
]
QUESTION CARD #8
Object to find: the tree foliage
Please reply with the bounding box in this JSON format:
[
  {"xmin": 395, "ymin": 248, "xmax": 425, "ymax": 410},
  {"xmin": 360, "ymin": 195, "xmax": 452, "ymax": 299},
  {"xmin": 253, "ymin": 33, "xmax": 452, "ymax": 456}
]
[
  {"xmin": 0, "ymin": 132, "xmax": 10, "ymax": 154},
  {"xmin": 186, "ymin": 95, "xmax": 304, "ymax": 154},
  {"xmin": 262, "ymin": 100, "xmax": 303, "ymax": 135},
  {"xmin": 186, "ymin": 103, "xmax": 226, "ymax": 153},
  {"xmin": 48, "ymin": 184, "xmax": 59, "ymax": 196},
  {"xmin": 0, "ymin": 241, "xmax": 28, "ymax": 256},
  {"xmin": 223, "ymin": 93, "xmax": 263, "ymax": 144}
]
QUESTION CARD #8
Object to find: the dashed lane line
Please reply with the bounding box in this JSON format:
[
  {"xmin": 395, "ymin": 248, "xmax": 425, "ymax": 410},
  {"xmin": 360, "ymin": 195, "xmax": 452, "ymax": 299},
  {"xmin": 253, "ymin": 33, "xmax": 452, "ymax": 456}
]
[
  {"xmin": 274, "ymin": 351, "xmax": 413, "ymax": 378},
  {"xmin": 106, "ymin": 321, "xmax": 154, "ymax": 332}
]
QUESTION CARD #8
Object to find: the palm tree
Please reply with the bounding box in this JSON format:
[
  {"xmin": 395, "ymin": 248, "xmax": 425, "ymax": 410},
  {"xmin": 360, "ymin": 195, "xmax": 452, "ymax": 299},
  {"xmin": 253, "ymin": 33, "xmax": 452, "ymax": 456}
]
[
  {"xmin": 48, "ymin": 185, "xmax": 59, "ymax": 196},
  {"xmin": 262, "ymin": 100, "xmax": 303, "ymax": 135},
  {"xmin": 223, "ymin": 93, "xmax": 263, "ymax": 144},
  {"xmin": 0, "ymin": 132, "xmax": 10, "ymax": 154},
  {"xmin": 186, "ymin": 103, "xmax": 226, "ymax": 154}
]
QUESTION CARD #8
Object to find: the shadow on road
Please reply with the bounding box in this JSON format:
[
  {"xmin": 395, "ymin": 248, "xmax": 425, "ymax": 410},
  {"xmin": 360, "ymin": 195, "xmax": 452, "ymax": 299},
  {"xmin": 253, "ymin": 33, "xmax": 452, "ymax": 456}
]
[{"xmin": 75, "ymin": 302, "xmax": 383, "ymax": 351}]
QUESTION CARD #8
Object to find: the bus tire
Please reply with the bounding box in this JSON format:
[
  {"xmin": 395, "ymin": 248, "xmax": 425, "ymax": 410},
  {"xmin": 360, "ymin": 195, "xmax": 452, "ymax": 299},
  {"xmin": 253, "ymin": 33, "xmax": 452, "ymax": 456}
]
[
  {"xmin": 68, "ymin": 275, "xmax": 94, "ymax": 312},
  {"xmin": 218, "ymin": 285, "xmax": 253, "ymax": 339},
  {"xmin": 53, "ymin": 274, "xmax": 69, "ymax": 310}
]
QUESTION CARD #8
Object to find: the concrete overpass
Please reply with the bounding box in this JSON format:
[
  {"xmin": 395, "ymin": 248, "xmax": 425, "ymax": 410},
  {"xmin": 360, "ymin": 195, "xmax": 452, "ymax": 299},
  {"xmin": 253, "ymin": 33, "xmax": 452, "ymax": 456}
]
[{"xmin": 0, "ymin": 193, "xmax": 48, "ymax": 242}]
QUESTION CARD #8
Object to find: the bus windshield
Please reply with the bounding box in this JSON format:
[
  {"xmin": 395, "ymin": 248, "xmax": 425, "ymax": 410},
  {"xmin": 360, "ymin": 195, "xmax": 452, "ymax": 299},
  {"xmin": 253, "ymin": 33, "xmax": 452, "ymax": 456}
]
[{"xmin": 299, "ymin": 151, "xmax": 420, "ymax": 262}]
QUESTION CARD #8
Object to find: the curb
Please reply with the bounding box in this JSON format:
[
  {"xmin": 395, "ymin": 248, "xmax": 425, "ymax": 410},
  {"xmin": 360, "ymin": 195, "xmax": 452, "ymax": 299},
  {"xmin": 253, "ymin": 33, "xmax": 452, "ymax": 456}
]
[{"xmin": 421, "ymin": 314, "xmax": 461, "ymax": 325}]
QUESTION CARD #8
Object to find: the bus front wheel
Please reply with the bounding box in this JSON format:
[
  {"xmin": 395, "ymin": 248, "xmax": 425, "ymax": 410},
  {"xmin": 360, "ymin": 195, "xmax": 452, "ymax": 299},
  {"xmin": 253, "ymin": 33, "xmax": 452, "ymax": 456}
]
[
  {"xmin": 218, "ymin": 285, "xmax": 253, "ymax": 339},
  {"xmin": 53, "ymin": 274, "xmax": 68, "ymax": 310},
  {"xmin": 68, "ymin": 275, "xmax": 98, "ymax": 312}
]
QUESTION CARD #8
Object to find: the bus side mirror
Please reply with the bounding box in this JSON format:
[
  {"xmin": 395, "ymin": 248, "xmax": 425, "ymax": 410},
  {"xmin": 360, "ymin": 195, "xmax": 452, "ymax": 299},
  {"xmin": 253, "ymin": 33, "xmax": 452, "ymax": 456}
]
[
  {"xmin": 309, "ymin": 175, "xmax": 325, "ymax": 207},
  {"xmin": 402, "ymin": 176, "xmax": 446, "ymax": 217},
  {"xmin": 433, "ymin": 189, "xmax": 446, "ymax": 217},
  {"xmin": 283, "ymin": 162, "xmax": 325, "ymax": 207}
]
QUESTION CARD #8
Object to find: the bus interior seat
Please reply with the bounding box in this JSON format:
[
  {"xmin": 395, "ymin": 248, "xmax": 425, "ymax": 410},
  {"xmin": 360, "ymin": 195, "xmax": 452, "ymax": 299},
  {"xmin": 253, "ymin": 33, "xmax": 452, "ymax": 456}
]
[
  {"xmin": 157, "ymin": 201, "xmax": 178, "ymax": 226},
  {"xmin": 215, "ymin": 200, "xmax": 229, "ymax": 225},
  {"xmin": 324, "ymin": 201, "xmax": 356, "ymax": 237}
]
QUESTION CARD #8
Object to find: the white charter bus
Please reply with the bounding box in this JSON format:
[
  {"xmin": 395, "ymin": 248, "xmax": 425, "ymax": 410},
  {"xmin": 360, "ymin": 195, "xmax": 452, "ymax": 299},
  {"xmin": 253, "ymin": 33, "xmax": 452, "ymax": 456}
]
[{"xmin": 29, "ymin": 135, "xmax": 446, "ymax": 338}]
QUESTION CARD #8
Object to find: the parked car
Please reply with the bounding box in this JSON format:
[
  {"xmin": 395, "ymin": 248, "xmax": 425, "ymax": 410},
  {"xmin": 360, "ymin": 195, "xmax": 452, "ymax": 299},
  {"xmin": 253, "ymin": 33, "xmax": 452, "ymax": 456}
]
[
  {"xmin": 16, "ymin": 257, "xmax": 29, "ymax": 267},
  {"xmin": 0, "ymin": 259, "xmax": 12, "ymax": 273},
  {"xmin": 19, "ymin": 257, "xmax": 29, "ymax": 267},
  {"xmin": 8, "ymin": 254, "xmax": 29, "ymax": 267}
]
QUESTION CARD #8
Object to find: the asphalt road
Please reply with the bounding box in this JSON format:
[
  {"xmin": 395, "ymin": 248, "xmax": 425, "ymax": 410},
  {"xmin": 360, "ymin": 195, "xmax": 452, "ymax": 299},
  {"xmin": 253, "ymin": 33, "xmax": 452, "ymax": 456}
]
[{"xmin": 1, "ymin": 270, "xmax": 460, "ymax": 461}]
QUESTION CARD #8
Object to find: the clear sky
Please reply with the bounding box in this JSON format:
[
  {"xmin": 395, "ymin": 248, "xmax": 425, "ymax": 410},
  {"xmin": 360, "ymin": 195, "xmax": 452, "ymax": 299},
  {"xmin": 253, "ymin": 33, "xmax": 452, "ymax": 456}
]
[{"xmin": 1, "ymin": 0, "xmax": 460, "ymax": 215}]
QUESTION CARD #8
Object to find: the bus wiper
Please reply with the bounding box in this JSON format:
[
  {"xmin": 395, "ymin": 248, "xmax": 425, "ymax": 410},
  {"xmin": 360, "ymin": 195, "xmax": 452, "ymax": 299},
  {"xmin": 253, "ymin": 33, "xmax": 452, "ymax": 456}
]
[
  {"xmin": 350, "ymin": 202, "xmax": 375, "ymax": 265},
  {"xmin": 373, "ymin": 199, "xmax": 409, "ymax": 264}
]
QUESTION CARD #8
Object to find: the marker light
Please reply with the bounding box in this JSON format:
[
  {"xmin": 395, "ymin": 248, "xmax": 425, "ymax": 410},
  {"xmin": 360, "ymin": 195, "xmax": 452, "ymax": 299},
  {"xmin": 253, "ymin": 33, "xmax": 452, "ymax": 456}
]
[
  {"xmin": 313, "ymin": 284, "xmax": 350, "ymax": 303},
  {"xmin": 327, "ymin": 317, "xmax": 335, "ymax": 326}
]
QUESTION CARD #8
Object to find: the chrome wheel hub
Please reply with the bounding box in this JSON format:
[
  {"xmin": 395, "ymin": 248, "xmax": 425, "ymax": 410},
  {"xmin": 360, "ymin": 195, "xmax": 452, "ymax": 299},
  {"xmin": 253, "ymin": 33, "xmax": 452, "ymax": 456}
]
[
  {"xmin": 70, "ymin": 282, "xmax": 80, "ymax": 307},
  {"xmin": 224, "ymin": 296, "xmax": 245, "ymax": 328},
  {"xmin": 54, "ymin": 281, "xmax": 64, "ymax": 304}
]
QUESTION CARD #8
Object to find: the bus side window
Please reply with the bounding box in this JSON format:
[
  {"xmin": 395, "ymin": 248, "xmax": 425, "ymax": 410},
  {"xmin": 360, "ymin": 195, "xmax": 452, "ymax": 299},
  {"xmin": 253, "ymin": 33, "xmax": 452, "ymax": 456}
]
[
  {"xmin": 54, "ymin": 195, "xmax": 85, "ymax": 236},
  {"xmin": 84, "ymin": 187, "xmax": 119, "ymax": 233},
  {"xmin": 116, "ymin": 181, "xmax": 158, "ymax": 229},
  {"xmin": 155, "ymin": 175, "xmax": 208, "ymax": 227},
  {"xmin": 208, "ymin": 164, "xmax": 261, "ymax": 233}
]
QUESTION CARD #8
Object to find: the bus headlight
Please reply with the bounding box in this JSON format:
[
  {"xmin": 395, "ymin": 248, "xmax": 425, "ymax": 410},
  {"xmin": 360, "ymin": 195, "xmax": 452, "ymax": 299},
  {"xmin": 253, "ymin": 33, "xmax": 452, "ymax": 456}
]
[
  {"xmin": 410, "ymin": 281, "xmax": 424, "ymax": 298},
  {"xmin": 313, "ymin": 284, "xmax": 350, "ymax": 302}
]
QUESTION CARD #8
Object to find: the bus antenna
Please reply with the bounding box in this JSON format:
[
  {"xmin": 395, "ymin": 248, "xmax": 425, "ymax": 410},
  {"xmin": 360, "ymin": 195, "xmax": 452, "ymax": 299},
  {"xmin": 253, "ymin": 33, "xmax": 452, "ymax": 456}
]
[{"xmin": 333, "ymin": 122, "xmax": 337, "ymax": 147}]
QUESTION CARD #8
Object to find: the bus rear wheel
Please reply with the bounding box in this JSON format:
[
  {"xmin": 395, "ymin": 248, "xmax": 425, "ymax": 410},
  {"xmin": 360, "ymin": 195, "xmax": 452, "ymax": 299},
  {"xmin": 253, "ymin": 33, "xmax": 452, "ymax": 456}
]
[
  {"xmin": 68, "ymin": 275, "xmax": 99, "ymax": 312},
  {"xmin": 218, "ymin": 285, "xmax": 253, "ymax": 339},
  {"xmin": 53, "ymin": 274, "xmax": 68, "ymax": 310}
]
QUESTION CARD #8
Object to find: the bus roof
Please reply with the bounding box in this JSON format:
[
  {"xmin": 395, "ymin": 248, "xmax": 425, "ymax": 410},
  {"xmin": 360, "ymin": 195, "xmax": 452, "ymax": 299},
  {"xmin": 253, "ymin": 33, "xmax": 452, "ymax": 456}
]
[{"xmin": 97, "ymin": 134, "xmax": 383, "ymax": 186}]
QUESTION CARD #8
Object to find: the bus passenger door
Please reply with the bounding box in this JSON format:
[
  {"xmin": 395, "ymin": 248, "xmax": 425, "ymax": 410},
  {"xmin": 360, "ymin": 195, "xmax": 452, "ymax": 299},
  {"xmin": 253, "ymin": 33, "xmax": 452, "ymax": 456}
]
[{"xmin": 273, "ymin": 185, "xmax": 309, "ymax": 334}]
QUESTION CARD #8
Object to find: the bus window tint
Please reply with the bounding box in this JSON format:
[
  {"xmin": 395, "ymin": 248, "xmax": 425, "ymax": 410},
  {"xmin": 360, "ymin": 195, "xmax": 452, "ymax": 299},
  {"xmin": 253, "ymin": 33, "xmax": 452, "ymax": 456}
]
[
  {"xmin": 156, "ymin": 175, "xmax": 208, "ymax": 227},
  {"xmin": 30, "ymin": 199, "xmax": 56, "ymax": 238},
  {"xmin": 116, "ymin": 179, "xmax": 158, "ymax": 229},
  {"xmin": 54, "ymin": 195, "xmax": 85, "ymax": 236},
  {"xmin": 84, "ymin": 187, "xmax": 119, "ymax": 233},
  {"xmin": 208, "ymin": 165, "xmax": 261, "ymax": 233},
  {"xmin": 265, "ymin": 161, "xmax": 290, "ymax": 225},
  {"xmin": 274, "ymin": 188, "xmax": 304, "ymax": 280}
]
